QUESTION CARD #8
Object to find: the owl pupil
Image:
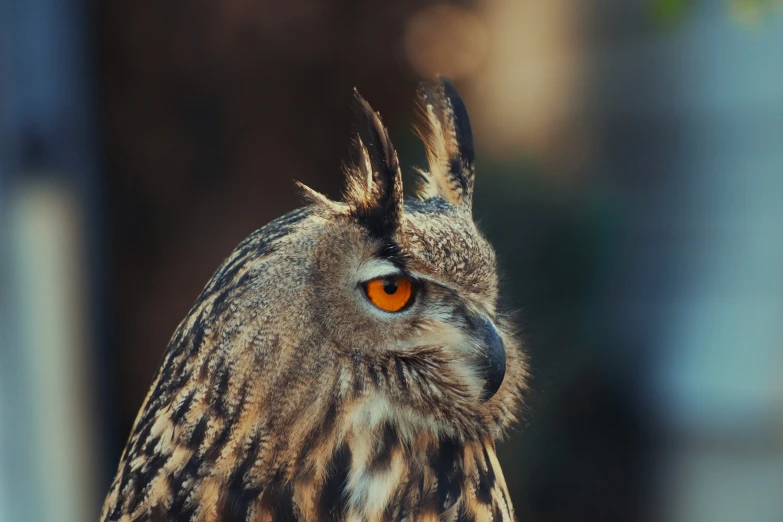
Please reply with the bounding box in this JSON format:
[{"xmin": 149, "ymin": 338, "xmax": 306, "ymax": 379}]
[{"xmin": 382, "ymin": 278, "xmax": 398, "ymax": 294}]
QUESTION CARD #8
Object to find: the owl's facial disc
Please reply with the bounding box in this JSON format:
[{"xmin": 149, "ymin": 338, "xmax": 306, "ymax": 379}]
[{"xmin": 354, "ymin": 258, "xmax": 506, "ymax": 402}]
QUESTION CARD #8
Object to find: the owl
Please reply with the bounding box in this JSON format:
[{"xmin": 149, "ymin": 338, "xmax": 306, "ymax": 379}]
[{"xmin": 102, "ymin": 78, "xmax": 528, "ymax": 522}]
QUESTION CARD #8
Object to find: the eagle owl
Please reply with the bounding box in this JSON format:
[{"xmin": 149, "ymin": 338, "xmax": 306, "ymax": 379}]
[{"xmin": 102, "ymin": 78, "xmax": 528, "ymax": 522}]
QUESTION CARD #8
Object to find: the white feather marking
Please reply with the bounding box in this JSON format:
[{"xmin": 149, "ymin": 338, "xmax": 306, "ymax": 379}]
[
  {"xmin": 357, "ymin": 136, "xmax": 374, "ymax": 190},
  {"xmin": 356, "ymin": 259, "xmax": 400, "ymax": 283}
]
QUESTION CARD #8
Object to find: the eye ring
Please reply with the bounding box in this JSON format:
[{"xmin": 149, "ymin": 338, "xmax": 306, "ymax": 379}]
[{"xmin": 363, "ymin": 275, "xmax": 416, "ymax": 313}]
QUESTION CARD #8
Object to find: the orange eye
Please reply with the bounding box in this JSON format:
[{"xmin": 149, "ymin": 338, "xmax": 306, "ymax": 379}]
[{"xmin": 363, "ymin": 275, "xmax": 415, "ymax": 312}]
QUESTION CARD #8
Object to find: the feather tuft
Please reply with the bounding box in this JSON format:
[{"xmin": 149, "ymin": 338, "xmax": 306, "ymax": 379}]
[
  {"xmin": 344, "ymin": 89, "xmax": 404, "ymax": 238},
  {"xmin": 414, "ymin": 77, "xmax": 475, "ymax": 211}
]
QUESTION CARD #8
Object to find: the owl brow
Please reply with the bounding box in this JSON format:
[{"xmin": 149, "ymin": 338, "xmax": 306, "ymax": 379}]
[
  {"xmin": 358, "ymin": 259, "xmax": 404, "ymax": 282},
  {"xmin": 405, "ymin": 273, "xmax": 467, "ymax": 297}
]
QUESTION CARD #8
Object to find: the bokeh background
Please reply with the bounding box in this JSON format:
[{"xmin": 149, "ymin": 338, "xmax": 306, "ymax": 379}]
[{"xmin": 2, "ymin": 0, "xmax": 783, "ymax": 521}]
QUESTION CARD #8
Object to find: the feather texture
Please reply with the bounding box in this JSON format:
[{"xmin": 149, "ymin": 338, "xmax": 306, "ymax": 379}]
[
  {"xmin": 414, "ymin": 78, "xmax": 475, "ymax": 210},
  {"xmin": 101, "ymin": 79, "xmax": 527, "ymax": 522}
]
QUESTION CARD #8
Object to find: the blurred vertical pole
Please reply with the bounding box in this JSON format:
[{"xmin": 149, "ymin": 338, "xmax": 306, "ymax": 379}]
[
  {"xmin": 595, "ymin": 5, "xmax": 783, "ymax": 522},
  {"xmin": 0, "ymin": 0, "xmax": 104, "ymax": 520}
]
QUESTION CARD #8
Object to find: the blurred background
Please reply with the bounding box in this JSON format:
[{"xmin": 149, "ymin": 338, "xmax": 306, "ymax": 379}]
[{"xmin": 1, "ymin": 0, "xmax": 783, "ymax": 520}]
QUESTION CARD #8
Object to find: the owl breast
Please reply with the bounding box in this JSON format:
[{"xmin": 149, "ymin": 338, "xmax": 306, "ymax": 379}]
[{"xmin": 324, "ymin": 409, "xmax": 516, "ymax": 522}]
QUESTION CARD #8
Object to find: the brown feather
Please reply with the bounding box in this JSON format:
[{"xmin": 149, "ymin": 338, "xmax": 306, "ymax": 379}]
[{"xmin": 101, "ymin": 80, "xmax": 527, "ymax": 522}]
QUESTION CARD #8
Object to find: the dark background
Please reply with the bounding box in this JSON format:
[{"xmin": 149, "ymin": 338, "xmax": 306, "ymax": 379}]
[{"xmin": 2, "ymin": 1, "xmax": 783, "ymax": 521}]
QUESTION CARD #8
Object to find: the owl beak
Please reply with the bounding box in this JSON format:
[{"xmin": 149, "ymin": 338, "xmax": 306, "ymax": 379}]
[{"xmin": 476, "ymin": 319, "xmax": 506, "ymax": 402}]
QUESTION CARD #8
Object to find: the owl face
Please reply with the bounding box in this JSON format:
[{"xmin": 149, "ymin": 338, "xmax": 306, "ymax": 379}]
[{"xmin": 304, "ymin": 202, "xmax": 503, "ymax": 397}]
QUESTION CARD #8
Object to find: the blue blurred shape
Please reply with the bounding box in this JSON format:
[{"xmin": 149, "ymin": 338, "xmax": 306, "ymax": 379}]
[
  {"xmin": 597, "ymin": 6, "xmax": 783, "ymax": 522},
  {"xmin": 0, "ymin": 0, "xmax": 103, "ymax": 520}
]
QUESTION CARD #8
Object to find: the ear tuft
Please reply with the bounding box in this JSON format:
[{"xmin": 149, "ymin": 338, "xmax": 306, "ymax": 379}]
[
  {"xmin": 414, "ymin": 77, "xmax": 475, "ymax": 210},
  {"xmin": 343, "ymin": 89, "xmax": 404, "ymax": 238},
  {"xmin": 295, "ymin": 181, "xmax": 346, "ymax": 213}
]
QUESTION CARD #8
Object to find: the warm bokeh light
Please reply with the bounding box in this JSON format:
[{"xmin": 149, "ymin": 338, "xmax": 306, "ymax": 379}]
[
  {"xmin": 403, "ymin": 4, "xmax": 490, "ymax": 81},
  {"xmin": 471, "ymin": 0, "xmax": 587, "ymax": 167},
  {"xmin": 404, "ymin": 0, "xmax": 588, "ymax": 170}
]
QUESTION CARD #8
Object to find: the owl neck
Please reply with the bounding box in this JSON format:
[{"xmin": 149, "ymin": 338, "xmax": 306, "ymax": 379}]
[{"xmin": 317, "ymin": 420, "xmax": 515, "ymax": 521}]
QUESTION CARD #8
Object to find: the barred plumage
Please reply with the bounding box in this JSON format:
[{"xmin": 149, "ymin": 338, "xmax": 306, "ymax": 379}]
[{"xmin": 102, "ymin": 78, "xmax": 528, "ymax": 522}]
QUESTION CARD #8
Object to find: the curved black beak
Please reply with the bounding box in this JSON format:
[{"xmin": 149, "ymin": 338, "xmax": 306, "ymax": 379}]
[{"xmin": 476, "ymin": 319, "xmax": 506, "ymax": 402}]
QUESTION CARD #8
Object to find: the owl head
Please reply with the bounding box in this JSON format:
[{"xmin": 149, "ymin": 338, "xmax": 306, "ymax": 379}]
[{"xmin": 204, "ymin": 77, "xmax": 528, "ymax": 442}]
